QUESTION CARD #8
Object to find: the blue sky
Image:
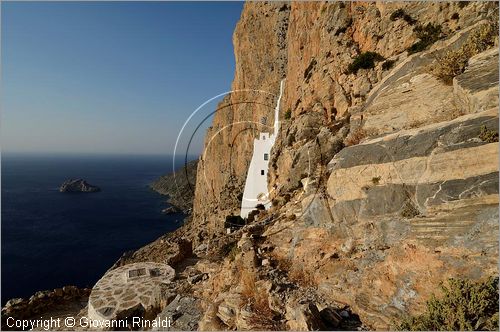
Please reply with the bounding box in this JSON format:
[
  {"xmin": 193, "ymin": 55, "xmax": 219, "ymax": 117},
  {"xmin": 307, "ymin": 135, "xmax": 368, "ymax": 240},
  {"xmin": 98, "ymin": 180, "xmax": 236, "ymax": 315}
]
[{"xmin": 1, "ymin": 1, "xmax": 243, "ymax": 155}]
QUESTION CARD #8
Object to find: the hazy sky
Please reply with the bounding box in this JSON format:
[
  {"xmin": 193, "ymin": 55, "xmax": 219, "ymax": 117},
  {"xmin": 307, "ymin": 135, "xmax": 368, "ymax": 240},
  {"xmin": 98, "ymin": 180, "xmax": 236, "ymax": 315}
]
[{"xmin": 1, "ymin": 1, "xmax": 243, "ymax": 156}]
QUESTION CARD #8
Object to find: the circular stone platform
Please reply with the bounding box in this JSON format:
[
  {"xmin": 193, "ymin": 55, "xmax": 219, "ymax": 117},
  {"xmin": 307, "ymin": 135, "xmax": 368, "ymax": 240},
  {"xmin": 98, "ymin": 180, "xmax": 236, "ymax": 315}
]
[{"xmin": 88, "ymin": 262, "xmax": 175, "ymax": 321}]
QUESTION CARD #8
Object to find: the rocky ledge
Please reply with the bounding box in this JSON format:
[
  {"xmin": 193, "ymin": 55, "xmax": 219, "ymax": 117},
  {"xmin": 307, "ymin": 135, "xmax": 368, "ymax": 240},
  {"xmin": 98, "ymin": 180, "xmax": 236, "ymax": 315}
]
[
  {"xmin": 59, "ymin": 179, "xmax": 100, "ymax": 193},
  {"xmin": 1, "ymin": 286, "xmax": 91, "ymax": 331}
]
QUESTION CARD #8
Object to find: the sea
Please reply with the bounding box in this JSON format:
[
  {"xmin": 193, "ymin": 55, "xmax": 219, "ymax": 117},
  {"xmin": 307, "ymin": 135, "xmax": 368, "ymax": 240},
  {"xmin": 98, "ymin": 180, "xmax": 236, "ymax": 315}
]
[{"xmin": 1, "ymin": 153, "xmax": 190, "ymax": 304}]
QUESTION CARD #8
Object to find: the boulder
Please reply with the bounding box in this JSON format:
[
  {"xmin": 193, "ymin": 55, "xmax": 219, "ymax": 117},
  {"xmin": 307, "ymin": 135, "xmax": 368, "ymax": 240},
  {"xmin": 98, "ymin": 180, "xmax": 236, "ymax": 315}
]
[
  {"xmin": 286, "ymin": 302, "xmax": 325, "ymax": 331},
  {"xmin": 319, "ymin": 307, "xmax": 343, "ymax": 328},
  {"xmin": 161, "ymin": 206, "xmax": 180, "ymax": 215}
]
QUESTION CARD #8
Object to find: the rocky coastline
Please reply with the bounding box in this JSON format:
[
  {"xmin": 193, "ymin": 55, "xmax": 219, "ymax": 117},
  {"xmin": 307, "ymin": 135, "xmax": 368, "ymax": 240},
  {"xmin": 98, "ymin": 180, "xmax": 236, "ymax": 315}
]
[{"xmin": 150, "ymin": 160, "xmax": 198, "ymax": 214}]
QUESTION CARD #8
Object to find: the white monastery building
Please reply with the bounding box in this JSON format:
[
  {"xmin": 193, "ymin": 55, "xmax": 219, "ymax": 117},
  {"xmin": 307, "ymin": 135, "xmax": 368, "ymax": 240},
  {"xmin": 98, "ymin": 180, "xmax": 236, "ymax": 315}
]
[{"xmin": 240, "ymin": 80, "xmax": 284, "ymax": 218}]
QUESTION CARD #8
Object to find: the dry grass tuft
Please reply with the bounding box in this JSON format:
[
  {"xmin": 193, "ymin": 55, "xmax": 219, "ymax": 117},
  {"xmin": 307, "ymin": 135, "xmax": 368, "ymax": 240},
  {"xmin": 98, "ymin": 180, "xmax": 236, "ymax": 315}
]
[
  {"xmin": 237, "ymin": 265, "xmax": 284, "ymax": 330},
  {"xmin": 274, "ymin": 256, "xmax": 316, "ymax": 287},
  {"xmin": 246, "ymin": 291, "xmax": 284, "ymax": 330},
  {"xmin": 345, "ymin": 127, "xmax": 367, "ymax": 146},
  {"xmin": 239, "ymin": 266, "xmax": 257, "ymax": 300},
  {"xmin": 479, "ymin": 125, "xmax": 499, "ymax": 143},
  {"xmin": 289, "ymin": 265, "xmax": 316, "ymax": 287}
]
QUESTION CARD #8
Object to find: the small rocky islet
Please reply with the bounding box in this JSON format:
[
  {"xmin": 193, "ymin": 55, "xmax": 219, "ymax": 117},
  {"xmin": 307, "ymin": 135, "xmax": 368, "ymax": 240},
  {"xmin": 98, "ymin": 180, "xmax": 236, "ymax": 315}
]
[{"xmin": 59, "ymin": 179, "xmax": 101, "ymax": 193}]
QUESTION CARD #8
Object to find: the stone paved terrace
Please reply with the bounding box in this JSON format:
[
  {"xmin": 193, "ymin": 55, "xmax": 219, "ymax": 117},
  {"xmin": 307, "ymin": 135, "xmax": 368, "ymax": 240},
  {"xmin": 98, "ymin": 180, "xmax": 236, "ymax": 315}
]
[{"xmin": 88, "ymin": 262, "xmax": 175, "ymax": 321}]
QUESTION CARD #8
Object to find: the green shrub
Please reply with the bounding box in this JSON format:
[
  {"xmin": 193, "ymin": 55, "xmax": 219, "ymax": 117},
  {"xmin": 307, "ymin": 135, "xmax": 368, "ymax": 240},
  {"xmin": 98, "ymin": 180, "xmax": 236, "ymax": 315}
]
[
  {"xmin": 479, "ymin": 125, "xmax": 499, "ymax": 143},
  {"xmin": 390, "ymin": 9, "xmax": 406, "ymax": 21},
  {"xmin": 390, "ymin": 8, "xmax": 417, "ymax": 24},
  {"xmin": 407, "ymin": 23, "xmax": 442, "ymax": 54},
  {"xmin": 284, "ymin": 110, "xmax": 292, "ymax": 120},
  {"xmin": 382, "ymin": 59, "xmax": 396, "ymax": 70},
  {"xmin": 397, "ymin": 277, "xmax": 499, "ymax": 331},
  {"xmin": 371, "ymin": 176, "xmax": 381, "ymax": 185},
  {"xmin": 347, "ymin": 51, "xmax": 384, "ymax": 74},
  {"xmin": 432, "ymin": 23, "xmax": 498, "ymax": 84},
  {"xmin": 221, "ymin": 241, "xmax": 239, "ymax": 261},
  {"xmin": 404, "ymin": 15, "xmax": 417, "ymax": 25},
  {"xmin": 458, "ymin": 1, "xmax": 470, "ymax": 9},
  {"xmin": 451, "ymin": 12, "xmax": 459, "ymax": 20}
]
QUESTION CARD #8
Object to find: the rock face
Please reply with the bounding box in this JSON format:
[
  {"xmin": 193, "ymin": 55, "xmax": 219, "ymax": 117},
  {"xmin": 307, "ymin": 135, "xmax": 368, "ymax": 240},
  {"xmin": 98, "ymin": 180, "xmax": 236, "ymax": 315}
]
[
  {"xmin": 112, "ymin": 234, "xmax": 193, "ymax": 269},
  {"xmin": 59, "ymin": 179, "xmax": 100, "ymax": 193},
  {"xmin": 190, "ymin": 1, "xmax": 290, "ymax": 240},
  {"xmin": 151, "ymin": 160, "xmax": 198, "ymax": 214},
  {"xmin": 185, "ymin": 1, "xmax": 499, "ymax": 330},
  {"xmin": 190, "ymin": 1, "xmax": 498, "ymax": 238},
  {"xmin": 1, "ymin": 286, "xmax": 90, "ymax": 330}
]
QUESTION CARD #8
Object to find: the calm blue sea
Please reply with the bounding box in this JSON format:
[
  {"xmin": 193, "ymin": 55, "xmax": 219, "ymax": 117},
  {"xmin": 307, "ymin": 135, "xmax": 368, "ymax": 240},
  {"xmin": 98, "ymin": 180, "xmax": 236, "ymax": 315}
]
[{"xmin": 1, "ymin": 153, "xmax": 189, "ymax": 304}]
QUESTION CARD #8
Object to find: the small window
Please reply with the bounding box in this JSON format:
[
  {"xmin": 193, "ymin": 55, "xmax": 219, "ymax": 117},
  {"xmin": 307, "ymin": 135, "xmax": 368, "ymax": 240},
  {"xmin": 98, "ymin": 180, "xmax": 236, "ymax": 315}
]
[
  {"xmin": 128, "ymin": 268, "xmax": 146, "ymax": 279},
  {"xmin": 261, "ymin": 170, "xmax": 265, "ymax": 175},
  {"xmin": 149, "ymin": 268, "xmax": 161, "ymax": 277},
  {"xmin": 262, "ymin": 134, "xmax": 266, "ymax": 140},
  {"xmin": 264, "ymin": 153, "xmax": 269, "ymax": 161}
]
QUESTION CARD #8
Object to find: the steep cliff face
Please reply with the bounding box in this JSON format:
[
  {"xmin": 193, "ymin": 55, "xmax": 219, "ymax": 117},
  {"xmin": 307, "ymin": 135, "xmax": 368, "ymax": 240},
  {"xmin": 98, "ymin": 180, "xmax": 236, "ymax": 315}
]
[
  {"xmin": 188, "ymin": 1, "xmax": 499, "ymax": 330},
  {"xmin": 191, "ymin": 2, "xmax": 290, "ymax": 241}
]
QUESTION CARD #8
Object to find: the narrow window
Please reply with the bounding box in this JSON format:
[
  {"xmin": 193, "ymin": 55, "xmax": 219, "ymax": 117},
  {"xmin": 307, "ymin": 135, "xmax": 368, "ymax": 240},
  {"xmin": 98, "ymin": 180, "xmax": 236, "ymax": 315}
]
[
  {"xmin": 149, "ymin": 268, "xmax": 161, "ymax": 277},
  {"xmin": 128, "ymin": 268, "xmax": 146, "ymax": 279},
  {"xmin": 261, "ymin": 170, "xmax": 265, "ymax": 175},
  {"xmin": 264, "ymin": 153, "xmax": 269, "ymax": 161},
  {"xmin": 262, "ymin": 134, "xmax": 266, "ymax": 140}
]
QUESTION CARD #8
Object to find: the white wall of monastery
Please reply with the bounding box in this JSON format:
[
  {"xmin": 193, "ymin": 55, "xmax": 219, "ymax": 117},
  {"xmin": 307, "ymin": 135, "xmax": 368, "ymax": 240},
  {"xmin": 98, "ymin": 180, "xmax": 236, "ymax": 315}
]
[{"xmin": 240, "ymin": 80, "xmax": 284, "ymax": 218}]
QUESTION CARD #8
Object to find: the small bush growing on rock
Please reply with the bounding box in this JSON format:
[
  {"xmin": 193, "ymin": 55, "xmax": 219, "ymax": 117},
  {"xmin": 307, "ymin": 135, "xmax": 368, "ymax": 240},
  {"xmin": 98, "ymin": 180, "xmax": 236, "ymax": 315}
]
[
  {"xmin": 431, "ymin": 49, "xmax": 468, "ymax": 84},
  {"xmin": 238, "ymin": 266, "xmax": 284, "ymax": 330},
  {"xmin": 432, "ymin": 22, "xmax": 498, "ymax": 84},
  {"xmin": 227, "ymin": 245, "xmax": 240, "ymax": 262},
  {"xmin": 458, "ymin": 1, "xmax": 470, "ymax": 9},
  {"xmin": 407, "ymin": 23, "xmax": 442, "ymax": 54},
  {"xmin": 347, "ymin": 51, "xmax": 384, "ymax": 74},
  {"xmin": 400, "ymin": 200, "xmax": 420, "ymax": 218},
  {"xmin": 247, "ymin": 293, "xmax": 284, "ymax": 330},
  {"xmin": 397, "ymin": 276, "xmax": 499, "ymax": 331},
  {"xmin": 345, "ymin": 127, "xmax": 367, "ymax": 146},
  {"xmin": 390, "ymin": 9, "xmax": 417, "ymax": 24},
  {"xmin": 274, "ymin": 256, "xmax": 315, "ymax": 287},
  {"xmin": 382, "ymin": 59, "xmax": 396, "ymax": 71},
  {"xmin": 221, "ymin": 241, "xmax": 238, "ymax": 261},
  {"xmin": 284, "ymin": 110, "xmax": 292, "ymax": 120},
  {"xmin": 390, "ymin": 8, "xmax": 405, "ymax": 21},
  {"xmin": 371, "ymin": 176, "xmax": 381, "ymax": 185},
  {"xmin": 451, "ymin": 12, "xmax": 460, "ymax": 20},
  {"xmin": 479, "ymin": 125, "xmax": 499, "ymax": 143}
]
